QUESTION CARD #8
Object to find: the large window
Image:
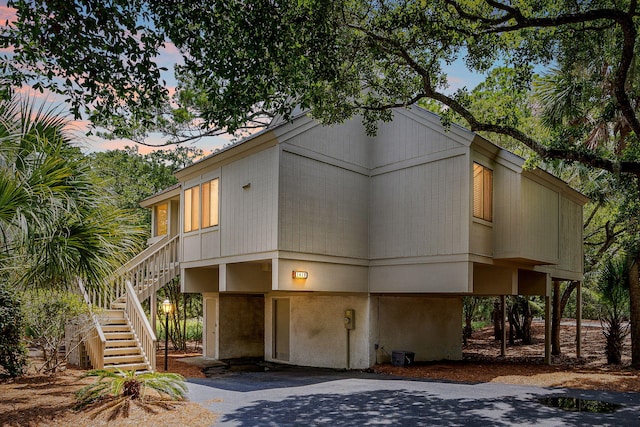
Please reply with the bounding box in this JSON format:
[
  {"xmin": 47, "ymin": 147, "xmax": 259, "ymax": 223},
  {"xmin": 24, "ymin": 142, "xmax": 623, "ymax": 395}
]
[
  {"xmin": 202, "ymin": 178, "xmax": 219, "ymax": 228},
  {"xmin": 183, "ymin": 179, "xmax": 219, "ymax": 232},
  {"xmin": 473, "ymin": 163, "xmax": 493, "ymax": 222},
  {"xmin": 155, "ymin": 203, "xmax": 168, "ymax": 236},
  {"xmin": 184, "ymin": 185, "xmax": 200, "ymax": 232}
]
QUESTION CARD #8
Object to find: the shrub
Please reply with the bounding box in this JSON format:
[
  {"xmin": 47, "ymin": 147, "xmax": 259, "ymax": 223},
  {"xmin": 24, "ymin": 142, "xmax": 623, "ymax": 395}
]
[
  {"xmin": 0, "ymin": 282, "xmax": 28, "ymax": 378},
  {"xmin": 597, "ymin": 257, "xmax": 630, "ymax": 364},
  {"xmin": 75, "ymin": 369, "xmax": 188, "ymax": 417},
  {"xmin": 22, "ymin": 290, "xmax": 87, "ymax": 373}
]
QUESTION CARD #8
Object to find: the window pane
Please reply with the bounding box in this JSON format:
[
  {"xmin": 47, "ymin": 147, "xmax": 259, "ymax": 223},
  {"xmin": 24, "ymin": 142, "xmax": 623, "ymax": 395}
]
[
  {"xmin": 209, "ymin": 179, "xmax": 219, "ymax": 226},
  {"xmin": 473, "ymin": 163, "xmax": 492, "ymax": 222},
  {"xmin": 202, "ymin": 181, "xmax": 211, "ymax": 227},
  {"xmin": 156, "ymin": 203, "xmax": 168, "ymax": 236},
  {"xmin": 202, "ymin": 179, "xmax": 219, "ymax": 228},
  {"xmin": 184, "ymin": 186, "xmax": 200, "ymax": 232},
  {"xmin": 473, "ymin": 163, "xmax": 483, "ymax": 218},
  {"xmin": 484, "ymin": 168, "xmax": 493, "ymax": 221},
  {"xmin": 191, "ymin": 186, "xmax": 200, "ymax": 231},
  {"xmin": 184, "ymin": 189, "xmax": 192, "ymax": 232}
]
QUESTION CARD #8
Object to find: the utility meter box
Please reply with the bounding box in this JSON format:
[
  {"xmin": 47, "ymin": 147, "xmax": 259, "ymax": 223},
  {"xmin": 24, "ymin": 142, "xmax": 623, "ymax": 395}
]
[{"xmin": 344, "ymin": 309, "xmax": 355, "ymax": 330}]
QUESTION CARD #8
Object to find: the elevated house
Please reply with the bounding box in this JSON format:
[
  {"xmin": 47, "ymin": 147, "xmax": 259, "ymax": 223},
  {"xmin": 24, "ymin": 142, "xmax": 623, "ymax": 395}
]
[{"xmin": 77, "ymin": 106, "xmax": 586, "ymax": 372}]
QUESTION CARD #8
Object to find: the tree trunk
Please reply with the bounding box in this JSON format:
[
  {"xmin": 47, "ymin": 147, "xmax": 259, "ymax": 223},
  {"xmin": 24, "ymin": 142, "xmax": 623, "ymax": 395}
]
[
  {"xmin": 552, "ymin": 281, "xmax": 579, "ymax": 356},
  {"xmin": 493, "ymin": 298, "xmax": 502, "ymax": 341},
  {"xmin": 629, "ymin": 251, "xmax": 640, "ymax": 368},
  {"xmin": 522, "ymin": 297, "xmax": 533, "ymax": 345}
]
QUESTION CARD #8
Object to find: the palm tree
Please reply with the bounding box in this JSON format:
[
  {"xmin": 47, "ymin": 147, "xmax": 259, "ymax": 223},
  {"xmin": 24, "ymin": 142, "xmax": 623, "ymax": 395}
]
[
  {"xmin": 0, "ymin": 96, "xmax": 145, "ymax": 377},
  {"xmin": 598, "ymin": 256, "xmax": 630, "ymax": 364},
  {"xmin": 0, "ymin": 96, "xmax": 144, "ymax": 292}
]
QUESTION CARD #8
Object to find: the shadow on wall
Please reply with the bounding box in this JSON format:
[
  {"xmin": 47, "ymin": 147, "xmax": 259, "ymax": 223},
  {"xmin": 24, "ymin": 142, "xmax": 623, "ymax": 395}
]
[{"xmin": 221, "ymin": 389, "xmax": 627, "ymax": 426}]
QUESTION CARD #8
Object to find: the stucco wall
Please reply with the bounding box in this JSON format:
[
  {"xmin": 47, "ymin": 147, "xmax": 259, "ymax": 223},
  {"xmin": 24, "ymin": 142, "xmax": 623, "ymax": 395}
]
[
  {"xmin": 371, "ymin": 296, "xmax": 463, "ymax": 362},
  {"xmin": 182, "ymin": 266, "xmax": 219, "ymax": 293},
  {"xmin": 264, "ymin": 294, "xmax": 370, "ymax": 369},
  {"xmin": 218, "ymin": 294, "xmax": 265, "ymax": 359},
  {"xmin": 275, "ymin": 259, "xmax": 368, "ymax": 293}
]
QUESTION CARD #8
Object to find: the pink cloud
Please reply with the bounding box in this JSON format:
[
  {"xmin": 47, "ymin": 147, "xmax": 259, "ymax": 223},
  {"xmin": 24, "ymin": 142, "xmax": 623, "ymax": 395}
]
[
  {"xmin": 160, "ymin": 42, "xmax": 182, "ymax": 62},
  {"xmin": 0, "ymin": 5, "xmax": 17, "ymax": 23}
]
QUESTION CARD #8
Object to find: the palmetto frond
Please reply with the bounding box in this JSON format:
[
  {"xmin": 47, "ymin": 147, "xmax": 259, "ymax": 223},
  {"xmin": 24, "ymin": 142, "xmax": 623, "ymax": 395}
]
[
  {"xmin": 75, "ymin": 369, "xmax": 187, "ymax": 409},
  {"xmin": 0, "ymin": 94, "xmax": 145, "ymax": 292}
]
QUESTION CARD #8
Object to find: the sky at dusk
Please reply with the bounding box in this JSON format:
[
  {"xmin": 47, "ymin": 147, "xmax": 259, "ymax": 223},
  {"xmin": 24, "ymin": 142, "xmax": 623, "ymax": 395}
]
[{"xmin": 0, "ymin": 2, "xmax": 484, "ymax": 156}]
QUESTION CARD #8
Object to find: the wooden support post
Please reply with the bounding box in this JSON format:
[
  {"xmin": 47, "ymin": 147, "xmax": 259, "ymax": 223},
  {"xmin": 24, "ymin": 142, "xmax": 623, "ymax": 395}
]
[
  {"xmin": 544, "ymin": 274, "xmax": 552, "ymax": 365},
  {"xmin": 501, "ymin": 295, "xmax": 506, "ymax": 357},
  {"xmin": 576, "ymin": 281, "xmax": 582, "ymax": 359},
  {"xmin": 545, "ymin": 298, "xmax": 551, "ymax": 365}
]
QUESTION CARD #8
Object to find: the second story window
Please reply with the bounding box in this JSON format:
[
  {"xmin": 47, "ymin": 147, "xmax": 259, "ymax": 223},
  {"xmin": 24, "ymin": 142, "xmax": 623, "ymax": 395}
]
[
  {"xmin": 473, "ymin": 163, "xmax": 493, "ymax": 222},
  {"xmin": 184, "ymin": 185, "xmax": 200, "ymax": 232},
  {"xmin": 202, "ymin": 178, "xmax": 219, "ymax": 228},
  {"xmin": 155, "ymin": 203, "xmax": 168, "ymax": 236}
]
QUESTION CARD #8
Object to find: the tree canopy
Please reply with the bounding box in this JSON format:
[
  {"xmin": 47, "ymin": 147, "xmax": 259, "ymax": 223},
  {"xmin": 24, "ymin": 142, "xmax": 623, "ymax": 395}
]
[
  {"xmin": 0, "ymin": 97, "xmax": 143, "ymax": 291},
  {"xmin": 3, "ymin": 0, "xmax": 640, "ymax": 169}
]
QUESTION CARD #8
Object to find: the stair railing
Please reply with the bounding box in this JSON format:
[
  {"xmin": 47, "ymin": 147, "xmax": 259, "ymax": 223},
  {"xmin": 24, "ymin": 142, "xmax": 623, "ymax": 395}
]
[
  {"xmin": 125, "ymin": 280, "xmax": 157, "ymax": 371},
  {"xmin": 108, "ymin": 234, "xmax": 180, "ymax": 306},
  {"xmin": 77, "ymin": 279, "xmax": 106, "ymax": 369},
  {"xmin": 77, "ymin": 235, "xmax": 180, "ymax": 372}
]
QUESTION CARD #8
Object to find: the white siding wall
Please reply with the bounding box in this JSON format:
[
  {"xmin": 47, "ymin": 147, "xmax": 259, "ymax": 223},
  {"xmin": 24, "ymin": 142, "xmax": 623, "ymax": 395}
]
[
  {"xmin": 369, "ymin": 154, "xmax": 468, "ymax": 259},
  {"xmin": 221, "ymin": 147, "xmax": 279, "ymax": 256},
  {"xmin": 493, "ymin": 164, "xmax": 521, "ymax": 259},
  {"xmin": 521, "ymin": 177, "xmax": 559, "ymax": 263},
  {"xmin": 493, "ymin": 169, "xmax": 560, "ymax": 265},
  {"xmin": 556, "ymin": 196, "xmax": 583, "ymax": 274},
  {"xmin": 277, "ymin": 117, "xmax": 371, "ymax": 168},
  {"xmin": 372, "ymin": 111, "xmax": 469, "ymax": 168},
  {"xmin": 278, "ymin": 151, "xmax": 369, "ymax": 258}
]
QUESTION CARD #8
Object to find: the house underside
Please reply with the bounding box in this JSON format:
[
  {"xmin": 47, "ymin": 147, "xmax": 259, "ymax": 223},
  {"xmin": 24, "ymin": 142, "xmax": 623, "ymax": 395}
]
[{"xmin": 182, "ymin": 258, "xmax": 582, "ymax": 369}]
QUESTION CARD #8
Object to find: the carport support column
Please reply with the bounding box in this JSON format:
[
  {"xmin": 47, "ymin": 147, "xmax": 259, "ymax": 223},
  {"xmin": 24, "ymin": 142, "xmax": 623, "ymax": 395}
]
[
  {"xmin": 544, "ymin": 274, "xmax": 552, "ymax": 365},
  {"xmin": 576, "ymin": 281, "xmax": 582, "ymax": 359},
  {"xmin": 501, "ymin": 295, "xmax": 506, "ymax": 357}
]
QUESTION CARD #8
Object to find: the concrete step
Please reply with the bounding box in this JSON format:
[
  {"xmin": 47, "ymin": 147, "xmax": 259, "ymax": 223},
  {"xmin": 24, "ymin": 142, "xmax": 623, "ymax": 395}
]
[{"xmin": 104, "ymin": 346, "xmax": 143, "ymax": 356}]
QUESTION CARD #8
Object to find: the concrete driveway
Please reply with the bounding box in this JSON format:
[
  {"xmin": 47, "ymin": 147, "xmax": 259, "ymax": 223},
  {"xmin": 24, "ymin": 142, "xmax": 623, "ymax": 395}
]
[{"xmin": 186, "ymin": 367, "xmax": 640, "ymax": 426}]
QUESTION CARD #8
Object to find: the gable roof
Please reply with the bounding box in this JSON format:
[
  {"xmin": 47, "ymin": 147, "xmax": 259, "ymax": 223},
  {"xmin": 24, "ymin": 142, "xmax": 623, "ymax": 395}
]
[
  {"xmin": 171, "ymin": 105, "xmax": 587, "ymax": 204},
  {"xmin": 139, "ymin": 182, "xmax": 181, "ymax": 208}
]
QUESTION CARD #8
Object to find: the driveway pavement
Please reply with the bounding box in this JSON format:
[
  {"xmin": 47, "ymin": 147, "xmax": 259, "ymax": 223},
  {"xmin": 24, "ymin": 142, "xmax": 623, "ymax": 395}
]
[{"xmin": 186, "ymin": 366, "xmax": 640, "ymax": 426}]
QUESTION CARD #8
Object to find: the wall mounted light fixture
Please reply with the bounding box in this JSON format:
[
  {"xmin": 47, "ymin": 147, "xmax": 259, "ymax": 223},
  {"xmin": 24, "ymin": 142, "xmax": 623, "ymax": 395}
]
[{"xmin": 292, "ymin": 270, "xmax": 308, "ymax": 279}]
